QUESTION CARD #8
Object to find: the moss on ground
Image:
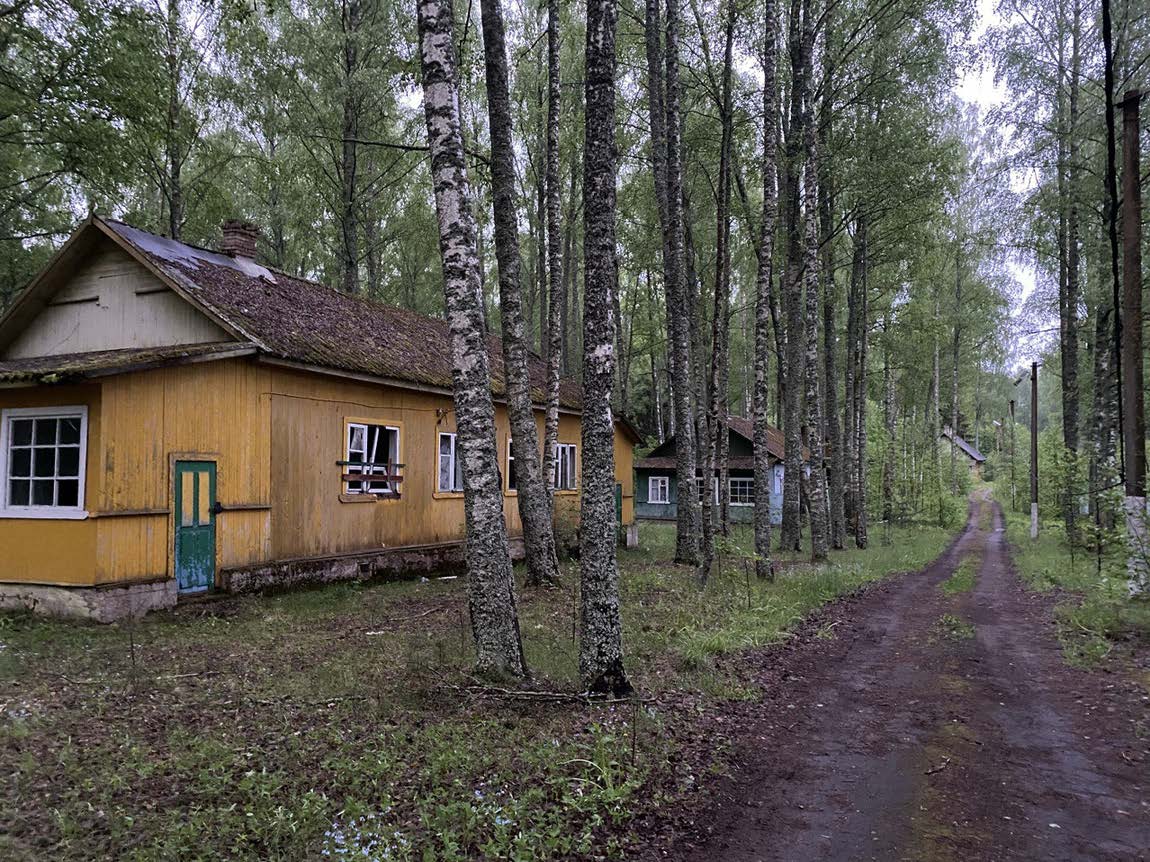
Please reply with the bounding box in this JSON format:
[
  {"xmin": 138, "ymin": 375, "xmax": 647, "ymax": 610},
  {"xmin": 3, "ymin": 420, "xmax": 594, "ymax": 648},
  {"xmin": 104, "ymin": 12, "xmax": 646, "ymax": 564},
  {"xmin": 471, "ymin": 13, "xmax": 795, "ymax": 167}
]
[{"xmin": 0, "ymin": 521, "xmax": 955, "ymax": 861}]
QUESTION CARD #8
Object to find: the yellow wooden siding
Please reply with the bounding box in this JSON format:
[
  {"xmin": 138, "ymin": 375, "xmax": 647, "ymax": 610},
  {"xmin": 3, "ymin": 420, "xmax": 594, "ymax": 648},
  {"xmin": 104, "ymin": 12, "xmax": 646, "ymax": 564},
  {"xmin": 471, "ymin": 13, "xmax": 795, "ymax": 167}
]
[
  {"xmin": 1, "ymin": 357, "xmax": 636, "ymax": 587},
  {"xmin": 0, "ymin": 384, "xmax": 101, "ymax": 585},
  {"xmin": 268, "ymin": 366, "xmax": 633, "ymax": 561},
  {"xmin": 94, "ymin": 359, "xmax": 272, "ymax": 583}
]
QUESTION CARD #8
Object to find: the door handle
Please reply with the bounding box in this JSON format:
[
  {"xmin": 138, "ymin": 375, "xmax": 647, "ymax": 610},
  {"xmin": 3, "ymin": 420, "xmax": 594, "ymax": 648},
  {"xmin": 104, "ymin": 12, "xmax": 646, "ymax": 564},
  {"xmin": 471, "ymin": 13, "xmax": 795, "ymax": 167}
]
[{"xmin": 210, "ymin": 501, "xmax": 224, "ymax": 516}]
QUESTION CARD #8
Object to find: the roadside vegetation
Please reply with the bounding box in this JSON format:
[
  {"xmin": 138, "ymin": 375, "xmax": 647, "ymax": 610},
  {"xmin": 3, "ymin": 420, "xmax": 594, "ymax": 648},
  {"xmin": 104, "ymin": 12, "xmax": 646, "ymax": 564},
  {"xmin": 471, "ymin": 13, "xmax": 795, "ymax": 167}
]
[
  {"xmin": 0, "ymin": 521, "xmax": 954, "ymax": 860},
  {"xmin": 999, "ymin": 506, "xmax": 1150, "ymax": 666}
]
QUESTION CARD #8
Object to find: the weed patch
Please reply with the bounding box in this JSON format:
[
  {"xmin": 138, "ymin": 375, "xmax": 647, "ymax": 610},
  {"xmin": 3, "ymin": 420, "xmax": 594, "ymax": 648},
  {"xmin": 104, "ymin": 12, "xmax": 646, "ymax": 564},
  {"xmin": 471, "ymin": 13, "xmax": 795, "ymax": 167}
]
[
  {"xmin": 940, "ymin": 558, "xmax": 977, "ymax": 595},
  {"xmin": 934, "ymin": 614, "xmax": 975, "ymax": 641}
]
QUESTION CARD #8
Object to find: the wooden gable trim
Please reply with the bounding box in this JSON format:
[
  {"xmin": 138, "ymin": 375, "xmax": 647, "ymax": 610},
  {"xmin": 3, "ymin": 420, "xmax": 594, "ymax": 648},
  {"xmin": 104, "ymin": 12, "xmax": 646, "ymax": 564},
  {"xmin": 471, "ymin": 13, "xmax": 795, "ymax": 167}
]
[{"xmin": 91, "ymin": 219, "xmax": 268, "ymax": 351}]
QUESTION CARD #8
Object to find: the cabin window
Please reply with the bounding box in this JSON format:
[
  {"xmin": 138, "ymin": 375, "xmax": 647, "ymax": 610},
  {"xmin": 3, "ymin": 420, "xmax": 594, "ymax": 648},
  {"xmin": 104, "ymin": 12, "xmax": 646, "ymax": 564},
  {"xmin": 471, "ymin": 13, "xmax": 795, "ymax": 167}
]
[
  {"xmin": 0, "ymin": 406, "xmax": 88, "ymax": 518},
  {"xmin": 648, "ymin": 476, "xmax": 669, "ymax": 504},
  {"xmin": 506, "ymin": 438, "xmax": 517, "ymax": 492},
  {"xmin": 438, "ymin": 432, "xmax": 464, "ymax": 493},
  {"xmin": 553, "ymin": 443, "xmax": 577, "ymax": 490},
  {"xmin": 730, "ymin": 477, "xmax": 754, "ymax": 506},
  {"xmin": 345, "ymin": 422, "xmax": 400, "ymax": 495},
  {"xmin": 695, "ymin": 476, "xmax": 719, "ymax": 504}
]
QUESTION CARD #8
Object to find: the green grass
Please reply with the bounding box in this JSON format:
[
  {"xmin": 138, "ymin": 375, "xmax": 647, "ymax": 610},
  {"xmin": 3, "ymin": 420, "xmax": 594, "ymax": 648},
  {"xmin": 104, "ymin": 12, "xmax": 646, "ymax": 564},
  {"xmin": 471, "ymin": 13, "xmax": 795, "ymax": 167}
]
[
  {"xmin": 934, "ymin": 613, "xmax": 976, "ymax": 641},
  {"xmin": 999, "ymin": 508, "xmax": 1150, "ymax": 666},
  {"xmin": 940, "ymin": 557, "xmax": 977, "ymax": 595},
  {"xmin": 0, "ymin": 520, "xmax": 957, "ymax": 860}
]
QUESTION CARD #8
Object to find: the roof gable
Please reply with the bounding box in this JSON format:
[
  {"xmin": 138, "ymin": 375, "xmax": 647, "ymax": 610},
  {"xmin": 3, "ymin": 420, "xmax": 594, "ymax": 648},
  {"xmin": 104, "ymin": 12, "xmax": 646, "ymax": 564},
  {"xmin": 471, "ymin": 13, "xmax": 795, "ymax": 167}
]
[{"xmin": 0, "ymin": 218, "xmax": 584, "ymax": 410}]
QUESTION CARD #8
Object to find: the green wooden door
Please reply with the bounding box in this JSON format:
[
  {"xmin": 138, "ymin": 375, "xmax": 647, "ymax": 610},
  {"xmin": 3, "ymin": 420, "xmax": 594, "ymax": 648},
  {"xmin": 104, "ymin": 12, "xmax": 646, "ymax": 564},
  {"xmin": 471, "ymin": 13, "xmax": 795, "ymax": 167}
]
[{"xmin": 174, "ymin": 461, "xmax": 216, "ymax": 594}]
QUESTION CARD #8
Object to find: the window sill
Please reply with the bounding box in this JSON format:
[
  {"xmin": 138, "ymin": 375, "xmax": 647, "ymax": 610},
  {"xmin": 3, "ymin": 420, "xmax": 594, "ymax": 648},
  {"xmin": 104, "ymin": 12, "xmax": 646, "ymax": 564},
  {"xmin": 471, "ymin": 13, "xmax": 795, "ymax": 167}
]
[
  {"xmin": 554, "ymin": 489, "xmax": 578, "ymax": 496},
  {"xmin": 339, "ymin": 493, "xmax": 400, "ymax": 504},
  {"xmin": 433, "ymin": 490, "xmax": 465, "ymax": 500},
  {"xmin": 0, "ymin": 508, "xmax": 89, "ymax": 520}
]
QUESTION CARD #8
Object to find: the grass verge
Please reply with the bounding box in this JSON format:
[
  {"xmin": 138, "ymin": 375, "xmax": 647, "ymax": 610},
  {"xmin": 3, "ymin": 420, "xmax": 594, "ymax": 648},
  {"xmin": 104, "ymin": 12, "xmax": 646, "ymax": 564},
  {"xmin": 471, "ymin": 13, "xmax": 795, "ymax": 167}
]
[
  {"xmin": 0, "ymin": 520, "xmax": 955, "ymax": 860},
  {"xmin": 999, "ymin": 508, "xmax": 1150, "ymax": 666}
]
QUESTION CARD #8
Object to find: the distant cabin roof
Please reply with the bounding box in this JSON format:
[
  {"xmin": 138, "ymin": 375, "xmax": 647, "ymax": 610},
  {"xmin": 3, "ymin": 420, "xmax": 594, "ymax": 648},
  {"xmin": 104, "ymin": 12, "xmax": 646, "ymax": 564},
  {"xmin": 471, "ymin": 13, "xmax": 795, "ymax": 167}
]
[
  {"xmin": 0, "ymin": 217, "xmax": 586, "ymax": 413},
  {"xmin": 636, "ymin": 416, "xmax": 794, "ymax": 469},
  {"xmin": 941, "ymin": 428, "xmax": 986, "ymax": 463}
]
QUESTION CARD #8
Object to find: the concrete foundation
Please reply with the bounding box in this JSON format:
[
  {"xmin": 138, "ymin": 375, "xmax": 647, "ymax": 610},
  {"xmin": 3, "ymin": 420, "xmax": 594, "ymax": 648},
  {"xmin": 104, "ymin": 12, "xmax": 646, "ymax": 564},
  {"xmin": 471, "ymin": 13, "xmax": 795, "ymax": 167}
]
[
  {"xmin": 0, "ymin": 578, "xmax": 176, "ymax": 623},
  {"xmin": 221, "ymin": 537, "xmax": 526, "ymax": 594}
]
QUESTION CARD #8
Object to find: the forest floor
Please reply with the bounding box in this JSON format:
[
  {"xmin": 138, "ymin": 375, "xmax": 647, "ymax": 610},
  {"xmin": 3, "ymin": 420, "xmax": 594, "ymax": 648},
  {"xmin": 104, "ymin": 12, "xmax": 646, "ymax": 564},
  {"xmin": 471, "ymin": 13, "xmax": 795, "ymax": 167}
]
[
  {"xmin": 663, "ymin": 494, "xmax": 1150, "ymax": 861},
  {"xmin": 1, "ymin": 498, "xmax": 1146, "ymax": 860}
]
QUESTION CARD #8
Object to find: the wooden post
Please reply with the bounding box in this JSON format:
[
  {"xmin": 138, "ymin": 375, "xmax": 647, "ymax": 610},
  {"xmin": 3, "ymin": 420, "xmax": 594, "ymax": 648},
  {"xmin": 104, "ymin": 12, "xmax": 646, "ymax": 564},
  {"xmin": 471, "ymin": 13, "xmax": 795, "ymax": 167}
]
[
  {"xmin": 1030, "ymin": 362, "xmax": 1039, "ymax": 539},
  {"xmin": 1121, "ymin": 89, "xmax": 1147, "ymax": 592}
]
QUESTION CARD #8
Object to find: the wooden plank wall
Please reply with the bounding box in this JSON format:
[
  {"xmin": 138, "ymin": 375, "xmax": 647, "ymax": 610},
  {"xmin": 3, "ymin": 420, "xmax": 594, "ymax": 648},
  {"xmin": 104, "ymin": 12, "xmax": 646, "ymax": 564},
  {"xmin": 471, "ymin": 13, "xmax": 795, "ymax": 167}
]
[
  {"xmin": 0, "ymin": 383, "xmax": 100, "ymax": 585},
  {"xmin": 94, "ymin": 360, "xmax": 272, "ymax": 584}
]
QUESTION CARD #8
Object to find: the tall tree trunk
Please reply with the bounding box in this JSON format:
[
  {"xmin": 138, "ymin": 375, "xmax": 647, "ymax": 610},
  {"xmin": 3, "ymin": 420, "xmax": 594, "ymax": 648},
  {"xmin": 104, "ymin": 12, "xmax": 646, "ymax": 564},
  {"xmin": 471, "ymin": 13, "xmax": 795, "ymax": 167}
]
[
  {"xmin": 802, "ymin": 85, "xmax": 828, "ymax": 562},
  {"xmin": 478, "ymin": 0, "xmax": 561, "ymax": 587},
  {"xmin": 542, "ymin": 0, "xmax": 564, "ymax": 509},
  {"xmin": 580, "ymin": 0, "xmax": 631, "ymax": 696},
  {"xmin": 930, "ymin": 296, "xmax": 943, "ymax": 525},
  {"xmin": 843, "ymin": 247, "xmax": 858, "ymax": 529},
  {"xmin": 854, "ymin": 217, "xmax": 869, "ymax": 549},
  {"xmin": 660, "ymin": 0, "xmax": 700, "ymax": 564},
  {"xmin": 779, "ymin": 0, "xmax": 808, "ymax": 552},
  {"xmin": 820, "ymin": 2, "xmax": 845, "ymax": 550},
  {"xmin": 340, "ymin": 0, "xmax": 361, "ymax": 294},
  {"xmin": 417, "ymin": 0, "xmax": 525, "ymax": 678},
  {"xmin": 950, "ymin": 239, "xmax": 961, "ymax": 494},
  {"xmin": 1060, "ymin": 0, "xmax": 1082, "ymax": 538},
  {"xmin": 165, "ymin": 0, "xmax": 183, "ymax": 240},
  {"xmin": 882, "ymin": 309, "xmax": 895, "ymax": 534}
]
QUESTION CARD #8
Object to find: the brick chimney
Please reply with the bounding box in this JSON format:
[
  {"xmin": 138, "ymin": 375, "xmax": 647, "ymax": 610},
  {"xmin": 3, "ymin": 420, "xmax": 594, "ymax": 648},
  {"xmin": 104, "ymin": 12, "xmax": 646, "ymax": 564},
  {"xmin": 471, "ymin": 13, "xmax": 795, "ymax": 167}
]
[{"xmin": 220, "ymin": 219, "xmax": 260, "ymax": 258}]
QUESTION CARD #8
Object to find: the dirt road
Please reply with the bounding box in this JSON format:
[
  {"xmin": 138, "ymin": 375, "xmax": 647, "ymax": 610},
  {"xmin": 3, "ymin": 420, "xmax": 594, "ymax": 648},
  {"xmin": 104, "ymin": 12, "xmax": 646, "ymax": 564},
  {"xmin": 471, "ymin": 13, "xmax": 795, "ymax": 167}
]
[{"xmin": 680, "ymin": 497, "xmax": 1149, "ymax": 861}]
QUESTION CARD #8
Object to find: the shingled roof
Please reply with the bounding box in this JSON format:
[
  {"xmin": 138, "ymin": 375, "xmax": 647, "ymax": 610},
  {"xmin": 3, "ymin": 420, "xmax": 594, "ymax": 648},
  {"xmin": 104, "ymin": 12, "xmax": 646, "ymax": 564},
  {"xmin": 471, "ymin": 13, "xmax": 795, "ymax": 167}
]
[
  {"xmin": 635, "ymin": 416, "xmax": 794, "ymax": 469},
  {"xmin": 0, "ymin": 218, "xmax": 584, "ymax": 412}
]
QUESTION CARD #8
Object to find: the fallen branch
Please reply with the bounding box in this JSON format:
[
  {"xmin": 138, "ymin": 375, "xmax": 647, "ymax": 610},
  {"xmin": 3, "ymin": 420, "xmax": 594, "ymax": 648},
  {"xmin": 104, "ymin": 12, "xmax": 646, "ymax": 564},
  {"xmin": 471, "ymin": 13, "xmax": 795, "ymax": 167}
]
[{"xmin": 924, "ymin": 756, "xmax": 951, "ymax": 775}]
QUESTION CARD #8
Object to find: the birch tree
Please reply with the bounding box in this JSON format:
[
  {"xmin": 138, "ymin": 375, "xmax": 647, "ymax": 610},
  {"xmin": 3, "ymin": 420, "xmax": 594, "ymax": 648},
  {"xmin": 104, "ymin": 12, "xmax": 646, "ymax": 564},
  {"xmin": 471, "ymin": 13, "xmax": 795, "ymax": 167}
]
[
  {"xmin": 417, "ymin": 0, "xmax": 526, "ymax": 678},
  {"xmin": 753, "ymin": 0, "xmax": 780, "ymax": 579},
  {"xmin": 579, "ymin": 0, "xmax": 631, "ymax": 696},
  {"xmin": 478, "ymin": 0, "xmax": 562, "ymax": 588}
]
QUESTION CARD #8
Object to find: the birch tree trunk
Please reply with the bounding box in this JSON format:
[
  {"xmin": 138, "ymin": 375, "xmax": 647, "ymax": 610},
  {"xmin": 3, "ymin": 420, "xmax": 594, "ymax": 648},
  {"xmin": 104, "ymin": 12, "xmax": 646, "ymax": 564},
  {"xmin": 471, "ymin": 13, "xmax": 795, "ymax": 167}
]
[
  {"xmin": 417, "ymin": 0, "xmax": 526, "ymax": 678},
  {"xmin": 478, "ymin": 0, "xmax": 561, "ymax": 588},
  {"xmin": 779, "ymin": 0, "xmax": 808, "ymax": 553},
  {"xmin": 882, "ymin": 309, "xmax": 895, "ymax": 536},
  {"xmin": 653, "ymin": 0, "xmax": 694, "ymax": 567},
  {"xmin": 164, "ymin": 0, "xmax": 183, "ymax": 240},
  {"xmin": 854, "ymin": 217, "xmax": 869, "ymax": 549},
  {"xmin": 580, "ymin": 0, "xmax": 631, "ymax": 696},
  {"xmin": 753, "ymin": 0, "xmax": 780, "ymax": 579},
  {"xmin": 820, "ymin": 2, "xmax": 846, "ymax": 550},
  {"xmin": 802, "ymin": 109, "xmax": 828, "ymax": 562},
  {"xmin": 542, "ymin": 0, "xmax": 563, "ymax": 512},
  {"xmin": 339, "ymin": 0, "xmax": 361, "ymax": 294}
]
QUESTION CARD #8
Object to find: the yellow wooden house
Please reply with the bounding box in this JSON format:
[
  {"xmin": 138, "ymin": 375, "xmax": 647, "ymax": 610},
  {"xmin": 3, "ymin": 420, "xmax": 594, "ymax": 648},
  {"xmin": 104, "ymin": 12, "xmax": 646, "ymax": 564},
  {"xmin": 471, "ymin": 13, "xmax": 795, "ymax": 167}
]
[{"xmin": 0, "ymin": 218, "xmax": 639, "ymax": 621}]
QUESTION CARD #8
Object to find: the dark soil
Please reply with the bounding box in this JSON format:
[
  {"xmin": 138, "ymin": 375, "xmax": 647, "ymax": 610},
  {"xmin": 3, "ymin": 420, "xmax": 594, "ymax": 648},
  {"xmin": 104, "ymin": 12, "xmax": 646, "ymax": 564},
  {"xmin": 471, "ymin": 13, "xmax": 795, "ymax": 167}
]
[{"xmin": 661, "ymin": 497, "xmax": 1150, "ymax": 861}]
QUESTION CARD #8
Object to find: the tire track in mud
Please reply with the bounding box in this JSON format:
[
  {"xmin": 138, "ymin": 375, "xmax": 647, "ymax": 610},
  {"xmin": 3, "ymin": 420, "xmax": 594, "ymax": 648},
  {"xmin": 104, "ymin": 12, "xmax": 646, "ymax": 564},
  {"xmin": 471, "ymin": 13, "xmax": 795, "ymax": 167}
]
[{"xmin": 679, "ymin": 495, "xmax": 1149, "ymax": 861}]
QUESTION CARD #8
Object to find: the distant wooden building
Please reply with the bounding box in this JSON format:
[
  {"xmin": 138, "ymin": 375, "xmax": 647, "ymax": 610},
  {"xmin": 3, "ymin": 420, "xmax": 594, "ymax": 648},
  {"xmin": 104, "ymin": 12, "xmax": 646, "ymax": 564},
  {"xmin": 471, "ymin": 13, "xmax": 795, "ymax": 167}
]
[
  {"xmin": 0, "ymin": 217, "xmax": 639, "ymax": 621},
  {"xmin": 941, "ymin": 426, "xmax": 986, "ymax": 478},
  {"xmin": 634, "ymin": 417, "xmax": 790, "ymax": 525}
]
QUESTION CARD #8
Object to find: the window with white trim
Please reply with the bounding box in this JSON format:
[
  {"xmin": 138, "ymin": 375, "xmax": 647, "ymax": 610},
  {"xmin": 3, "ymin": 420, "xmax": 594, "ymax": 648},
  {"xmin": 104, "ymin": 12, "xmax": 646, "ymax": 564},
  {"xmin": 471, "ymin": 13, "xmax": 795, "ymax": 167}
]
[
  {"xmin": 346, "ymin": 422, "xmax": 399, "ymax": 495},
  {"xmin": 730, "ymin": 477, "xmax": 754, "ymax": 506},
  {"xmin": 1, "ymin": 406, "xmax": 88, "ymax": 517},
  {"xmin": 648, "ymin": 475, "xmax": 669, "ymax": 504},
  {"xmin": 438, "ymin": 432, "xmax": 464, "ymax": 493},
  {"xmin": 695, "ymin": 475, "xmax": 719, "ymax": 504},
  {"xmin": 553, "ymin": 443, "xmax": 577, "ymax": 490},
  {"xmin": 507, "ymin": 438, "xmax": 517, "ymax": 491}
]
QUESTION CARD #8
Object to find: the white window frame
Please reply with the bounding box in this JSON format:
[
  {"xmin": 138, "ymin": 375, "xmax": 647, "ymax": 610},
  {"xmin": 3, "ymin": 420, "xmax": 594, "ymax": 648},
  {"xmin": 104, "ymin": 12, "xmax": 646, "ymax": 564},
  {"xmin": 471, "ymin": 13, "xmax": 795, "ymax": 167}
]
[
  {"xmin": 648, "ymin": 475, "xmax": 670, "ymax": 504},
  {"xmin": 0, "ymin": 405, "xmax": 89, "ymax": 520},
  {"xmin": 695, "ymin": 475, "xmax": 719, "ymax": 504},
  {"xmin": 506, "ymin": 437, "xmax": 516, "ymax": 492},
  {"xmin": 346, "ymin": 422, "xmax": 400, "ymax": 495},
  {"xmin": 437, "ymin": 432, "xmax": 464, "ymax": 493},
  {"xmin": 729, "ymin": 477, "xmax": 754, "ymax": 506},
  {"xmin": 553, "ymin": 443, "xmax": 577, "ymax": 491}
]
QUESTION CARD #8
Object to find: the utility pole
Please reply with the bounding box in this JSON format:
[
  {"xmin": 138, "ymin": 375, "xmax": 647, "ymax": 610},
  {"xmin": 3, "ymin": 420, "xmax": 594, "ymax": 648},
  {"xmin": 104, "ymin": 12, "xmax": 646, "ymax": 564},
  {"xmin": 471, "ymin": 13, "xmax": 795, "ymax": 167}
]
[
  {"xmin": 1030, "ymin": 362, "xmax": 1039, "ymax": 539},
  {"xmin": 1121, "ymin": 88, "xmax": 1147, "ymax": 594},
  {"xmin": 1009, "ymin": 399, "xmax": 1017, "ymax": 513}
]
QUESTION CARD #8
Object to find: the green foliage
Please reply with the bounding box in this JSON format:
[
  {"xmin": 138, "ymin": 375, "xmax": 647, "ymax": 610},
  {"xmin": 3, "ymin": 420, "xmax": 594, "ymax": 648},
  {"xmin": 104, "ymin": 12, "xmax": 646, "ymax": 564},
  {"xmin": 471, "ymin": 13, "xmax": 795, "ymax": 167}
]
[
  {"xmin": 940, "ymin": 557, "xmax": 976, "ymax": 594},
  {"xmin": 1000, "ymin": 506, "xmax": 1150, "ymax": 667}
]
